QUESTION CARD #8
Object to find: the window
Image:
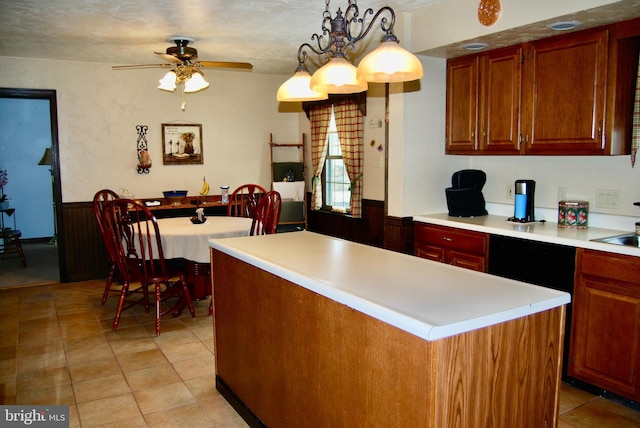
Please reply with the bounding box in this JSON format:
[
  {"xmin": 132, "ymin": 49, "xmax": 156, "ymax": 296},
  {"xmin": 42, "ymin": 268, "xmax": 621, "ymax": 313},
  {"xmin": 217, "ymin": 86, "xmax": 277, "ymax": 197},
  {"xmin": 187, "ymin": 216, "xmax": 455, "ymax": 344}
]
[{"xmin": 323, "ymin": 109, "xmax": 351, "ymax": 212}]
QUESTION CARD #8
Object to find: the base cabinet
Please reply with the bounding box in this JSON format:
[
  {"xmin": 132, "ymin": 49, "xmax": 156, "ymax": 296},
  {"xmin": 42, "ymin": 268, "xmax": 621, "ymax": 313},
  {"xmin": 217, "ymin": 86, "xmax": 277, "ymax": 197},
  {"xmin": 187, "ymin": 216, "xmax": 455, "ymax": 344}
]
[
  {"xmin": 414, "ymin": 223, "xmax": 488, "ymax": 272},
  {"xmin": 569, "ymin": 248, "xmax": 640, "ymax": 401}
]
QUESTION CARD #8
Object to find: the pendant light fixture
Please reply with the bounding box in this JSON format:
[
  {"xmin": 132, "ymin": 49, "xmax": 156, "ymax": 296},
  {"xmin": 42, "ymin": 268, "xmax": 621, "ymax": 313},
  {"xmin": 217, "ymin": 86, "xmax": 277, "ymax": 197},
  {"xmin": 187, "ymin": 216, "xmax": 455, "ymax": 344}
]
[{"xmin": 277, "ymin": 0, "xmax": 423, "ymax": 102}]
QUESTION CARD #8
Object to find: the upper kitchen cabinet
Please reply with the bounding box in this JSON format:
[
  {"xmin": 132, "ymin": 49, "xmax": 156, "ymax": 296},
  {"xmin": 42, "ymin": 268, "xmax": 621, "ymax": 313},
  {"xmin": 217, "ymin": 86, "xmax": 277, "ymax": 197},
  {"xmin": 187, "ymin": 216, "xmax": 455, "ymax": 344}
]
[
  {"xmin": 446, "ymin": 46, "xmax": 522, "ymax": 155},
  {"xmin": 446, "ymin": 18, "xmax": 639, "ymax": 156},
  {"xmin": 522, "ymin": 28, "xmax": 608, "ymax": 155},
  {"xmin": 445, "ymin": 55, "xmax": 478, "ymax": 153}
]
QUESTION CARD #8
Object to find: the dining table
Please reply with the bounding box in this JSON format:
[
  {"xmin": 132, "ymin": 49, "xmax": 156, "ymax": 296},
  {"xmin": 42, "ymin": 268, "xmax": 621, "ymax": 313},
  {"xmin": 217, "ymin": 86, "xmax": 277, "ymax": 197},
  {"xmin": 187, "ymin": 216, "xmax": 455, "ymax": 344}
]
[
  {"xmin": 152, "ymin": 216, "xmax": 252, "ymax": 264},
  {"xmin": 142, "ymin": 215, "xmax": 253, "ymax": 312}
]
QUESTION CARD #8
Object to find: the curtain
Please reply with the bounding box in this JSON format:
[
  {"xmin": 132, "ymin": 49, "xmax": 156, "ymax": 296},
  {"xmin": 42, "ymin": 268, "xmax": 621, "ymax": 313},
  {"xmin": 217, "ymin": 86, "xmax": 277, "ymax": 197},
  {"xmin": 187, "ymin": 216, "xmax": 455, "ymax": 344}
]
[
  {"xmin": 334, "ymin": 100, "xmax": 364, "ymax": 218},
  {"xmin": 309, "ymin": 105, "xmax": 331, "ymax": 210},
  {"xmin": 632, "ymin": 51, "xmax": 640, "ymax": 167}
]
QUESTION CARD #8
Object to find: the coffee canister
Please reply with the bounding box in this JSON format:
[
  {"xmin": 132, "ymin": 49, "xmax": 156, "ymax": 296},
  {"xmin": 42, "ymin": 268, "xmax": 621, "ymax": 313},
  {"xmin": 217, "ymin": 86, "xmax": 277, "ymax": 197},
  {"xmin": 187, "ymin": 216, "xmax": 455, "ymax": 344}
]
[{"xmin": 558, "ymin": 200, "xmax": 589, "ymax": 229}]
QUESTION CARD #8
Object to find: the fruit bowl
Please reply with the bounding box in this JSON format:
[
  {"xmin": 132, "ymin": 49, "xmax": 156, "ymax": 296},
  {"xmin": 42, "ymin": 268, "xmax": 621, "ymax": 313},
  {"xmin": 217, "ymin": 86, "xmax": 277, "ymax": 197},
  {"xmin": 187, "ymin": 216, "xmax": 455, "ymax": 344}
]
[{"xmin": 163, "ymin": 190, "xmax": 188, "ymax": 205}]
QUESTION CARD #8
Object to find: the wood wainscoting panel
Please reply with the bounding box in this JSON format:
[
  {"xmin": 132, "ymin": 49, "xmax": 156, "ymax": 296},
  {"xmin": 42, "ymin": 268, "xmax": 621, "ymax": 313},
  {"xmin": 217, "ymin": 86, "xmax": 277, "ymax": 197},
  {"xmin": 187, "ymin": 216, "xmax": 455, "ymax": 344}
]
[
  {"xmin": 384, "ymin": 215, "xmax": 414, "ymax": 254},
  {"xmin": 61, "ymin": 202, "xmax": 110, "ymax": 282},
  {"xmin": 307, "ymin": 198, "xmax": 384, "ymax": 247}
]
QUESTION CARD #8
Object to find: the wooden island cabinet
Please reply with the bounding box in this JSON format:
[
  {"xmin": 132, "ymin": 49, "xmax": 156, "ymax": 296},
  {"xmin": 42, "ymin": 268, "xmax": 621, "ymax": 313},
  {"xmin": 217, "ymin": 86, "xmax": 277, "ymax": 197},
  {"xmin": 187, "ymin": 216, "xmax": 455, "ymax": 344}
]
[{"xmin": 210, "ymin": 232, "xmax": 569, "ymax": 428}]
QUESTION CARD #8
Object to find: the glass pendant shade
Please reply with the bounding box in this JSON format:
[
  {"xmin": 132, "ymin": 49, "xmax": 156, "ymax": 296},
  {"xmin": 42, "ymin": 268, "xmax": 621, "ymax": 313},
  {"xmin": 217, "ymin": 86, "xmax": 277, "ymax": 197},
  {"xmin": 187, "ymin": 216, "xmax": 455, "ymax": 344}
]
[
  {"xmin": 183, "ymin": 72, "xmax": 209, "ymax": 93},
  {"xmin": 158, "ymin": 71, "xmax": 177, "ymax": 92},
  {"xmin": 357, "ymin": 40, "xmax": 424, "ymax": 83},
  {"xmin": 277, "ymin": 69, "xmax": 328, "ymax": 102},
  {"xmin": 310, "ymin": 57, "xmax": 368, "ymax": 94}
]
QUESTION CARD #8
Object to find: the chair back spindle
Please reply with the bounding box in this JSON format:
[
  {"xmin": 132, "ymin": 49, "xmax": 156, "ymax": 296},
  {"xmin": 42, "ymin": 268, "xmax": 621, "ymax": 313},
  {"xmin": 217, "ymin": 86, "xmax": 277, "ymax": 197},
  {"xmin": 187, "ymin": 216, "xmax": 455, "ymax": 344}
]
[{"xmin": 228, "ymin": 184, "xmax": 268, "ymax": 218}]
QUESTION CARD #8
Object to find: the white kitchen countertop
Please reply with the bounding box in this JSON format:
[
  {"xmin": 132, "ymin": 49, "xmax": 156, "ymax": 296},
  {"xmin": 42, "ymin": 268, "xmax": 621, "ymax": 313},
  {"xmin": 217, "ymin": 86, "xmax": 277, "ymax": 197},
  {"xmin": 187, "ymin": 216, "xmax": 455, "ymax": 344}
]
[
  {"xmin": 414, "ymin": 213, "xmax": 640, "ymax": 257},
  {"xmin": 210, "ymin": 231, "xmax": 570, "ymax": 341}
]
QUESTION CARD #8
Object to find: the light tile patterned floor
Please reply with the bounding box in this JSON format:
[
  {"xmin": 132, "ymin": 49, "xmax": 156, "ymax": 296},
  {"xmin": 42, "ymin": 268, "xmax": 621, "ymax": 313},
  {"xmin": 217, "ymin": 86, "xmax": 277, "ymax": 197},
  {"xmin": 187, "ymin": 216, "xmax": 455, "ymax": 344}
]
[{"xmin": 0, "ymin": 280, "xmax": 639, "ymax": 427}]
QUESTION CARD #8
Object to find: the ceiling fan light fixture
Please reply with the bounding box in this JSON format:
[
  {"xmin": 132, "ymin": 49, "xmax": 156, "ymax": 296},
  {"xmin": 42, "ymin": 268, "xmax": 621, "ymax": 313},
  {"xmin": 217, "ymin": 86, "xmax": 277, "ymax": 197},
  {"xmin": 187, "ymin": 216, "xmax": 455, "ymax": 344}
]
[
  {"xmin": 357, "ymin": 38, "xmax": 423, "ymax": 83},
  {"xmin": 310, "ymin": 57, "xmax": 368, "ymax": 94},
  {"xmin": 277, "ymin": 67, "xmax": 328, "ymax": 102},
  {"xmin": 158, "ymin": 70, "xmax": 177, "ymax": 92},
  {"xmin": 183, "ymin": 71, "xmax": 209, "ymax": 93}
]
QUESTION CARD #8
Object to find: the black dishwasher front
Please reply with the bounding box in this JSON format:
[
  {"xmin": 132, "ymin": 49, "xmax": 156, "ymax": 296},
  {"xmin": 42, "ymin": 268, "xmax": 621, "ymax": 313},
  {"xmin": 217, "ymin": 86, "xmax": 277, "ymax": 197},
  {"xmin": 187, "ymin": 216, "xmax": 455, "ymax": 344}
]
[{"xmin": 488, "ymin": 234, "xmax": 576, "ymax": 379}]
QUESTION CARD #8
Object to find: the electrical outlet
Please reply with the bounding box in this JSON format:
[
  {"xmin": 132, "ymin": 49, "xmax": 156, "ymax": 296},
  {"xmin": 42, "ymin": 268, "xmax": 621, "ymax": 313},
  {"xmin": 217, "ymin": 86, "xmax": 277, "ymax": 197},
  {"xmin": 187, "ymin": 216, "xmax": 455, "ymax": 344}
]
[
  {"xmin": 557, "ymin": 187, "xmax": 567, "ymax": 201},
  {"xmin": 506, "ymin": 183, "xmax": 514, "ymax": 200},
  {"xmin": 596, "ymin": 189, "xmax": 621, "ymax": 209}
]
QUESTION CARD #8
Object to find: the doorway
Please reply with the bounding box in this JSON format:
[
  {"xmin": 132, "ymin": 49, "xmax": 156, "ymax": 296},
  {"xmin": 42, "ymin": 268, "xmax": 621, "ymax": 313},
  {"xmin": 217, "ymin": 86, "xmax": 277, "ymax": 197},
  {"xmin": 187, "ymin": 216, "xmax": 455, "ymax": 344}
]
[{"xmin": 0, "ymin": 88, "xmax": 64, "ymax": 286}]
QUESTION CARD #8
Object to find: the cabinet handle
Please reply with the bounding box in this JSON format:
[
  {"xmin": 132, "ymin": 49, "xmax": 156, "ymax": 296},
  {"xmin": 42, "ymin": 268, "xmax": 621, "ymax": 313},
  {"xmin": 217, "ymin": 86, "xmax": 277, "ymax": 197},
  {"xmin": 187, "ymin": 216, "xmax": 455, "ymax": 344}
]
[
  {"xmin": 597, "ymin": 120, "xmax": 603, "ymax": 143},
  {"xmin": 442, "ymin": 237, "xmax": 453, "ymax": 242},
  {"xmin": 483, "ymin": 126, "xmax": 488, "ymax": 144},
  {"xmin": 471, "ymin": 130, "xmax": 475, "ymax": 142}
]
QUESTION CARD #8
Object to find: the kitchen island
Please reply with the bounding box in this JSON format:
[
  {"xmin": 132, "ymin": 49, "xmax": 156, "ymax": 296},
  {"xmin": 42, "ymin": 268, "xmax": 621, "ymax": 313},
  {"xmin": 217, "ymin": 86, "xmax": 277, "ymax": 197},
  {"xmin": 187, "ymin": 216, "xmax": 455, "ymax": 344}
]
[{"xmin": 209, "ymin": 231, "xmax": 570, "ymax": 427}]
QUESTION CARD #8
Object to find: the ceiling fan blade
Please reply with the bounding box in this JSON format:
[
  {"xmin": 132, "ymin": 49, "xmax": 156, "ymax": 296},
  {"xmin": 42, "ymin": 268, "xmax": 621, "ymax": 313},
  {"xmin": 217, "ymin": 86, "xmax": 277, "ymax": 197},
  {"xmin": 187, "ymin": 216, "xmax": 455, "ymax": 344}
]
[
  {"xmin": 198, "ymin": 61, "xmax": 253, "ymax": 70},
  {"xmin": 112, "ymin": 63, "xmax": 173, "ymax": 70},
  {"xmin": 154, "ymin": 52, "xmax": 182, "ymax": 63}
]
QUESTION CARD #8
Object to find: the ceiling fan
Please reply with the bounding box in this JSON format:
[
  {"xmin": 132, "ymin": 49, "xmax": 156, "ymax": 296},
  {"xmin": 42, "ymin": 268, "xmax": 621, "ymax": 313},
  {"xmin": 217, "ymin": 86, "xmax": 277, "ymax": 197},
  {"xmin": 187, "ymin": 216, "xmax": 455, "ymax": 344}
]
[
  {"xmin": 113, "ymin": 37, "xmax": 252, "ymax": 109},
  {"xmin": 112, "ymin": 36, "xmax": 253, "ymax": 72}
]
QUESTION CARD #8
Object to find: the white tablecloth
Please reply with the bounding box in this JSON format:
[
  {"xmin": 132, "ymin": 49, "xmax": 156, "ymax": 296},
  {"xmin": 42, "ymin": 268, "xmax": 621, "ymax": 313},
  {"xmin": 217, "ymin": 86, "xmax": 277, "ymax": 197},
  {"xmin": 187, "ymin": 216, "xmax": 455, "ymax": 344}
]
[{"xmin": 151, "ymin": 216, "xmax": 252, "ymax": 263}]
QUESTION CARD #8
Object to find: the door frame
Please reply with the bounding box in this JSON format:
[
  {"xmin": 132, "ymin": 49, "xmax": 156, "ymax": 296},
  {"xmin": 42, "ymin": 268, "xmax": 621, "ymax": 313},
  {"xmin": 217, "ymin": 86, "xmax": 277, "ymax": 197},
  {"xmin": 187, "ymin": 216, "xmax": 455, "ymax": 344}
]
[{"xmin": 0, "ymin": 87, "xmax": 66, "ymax": 282}]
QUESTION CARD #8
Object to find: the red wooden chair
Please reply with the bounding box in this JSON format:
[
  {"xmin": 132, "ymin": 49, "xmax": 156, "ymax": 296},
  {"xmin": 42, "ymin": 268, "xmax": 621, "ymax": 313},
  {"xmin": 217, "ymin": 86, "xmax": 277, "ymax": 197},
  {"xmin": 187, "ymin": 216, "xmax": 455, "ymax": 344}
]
[
  {"xmin": 251, "ymin": 190, "xmax": 282, "ymax": 235},
  {"xmin": 227, "ymin": 184, "xmax": 267, "ymax": 218},
  {"xmin": 101, "ymin": 198, "xmax": 195, "ymax": 336},
  {"xmin": 93, "ymin": 189, "xmax": 120, "ymax": 305}
]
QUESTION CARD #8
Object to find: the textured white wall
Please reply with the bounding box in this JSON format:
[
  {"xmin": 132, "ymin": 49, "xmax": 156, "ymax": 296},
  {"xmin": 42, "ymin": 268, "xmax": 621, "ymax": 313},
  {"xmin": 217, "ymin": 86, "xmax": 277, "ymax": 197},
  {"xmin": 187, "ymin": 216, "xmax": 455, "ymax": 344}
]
[
  {"xmin": 0, "ymin": 57, "xmax": 299, "ymax": 203},
  {"xmin": 388, "ymin": 0, "xmax": 640, "ymax": 230}
]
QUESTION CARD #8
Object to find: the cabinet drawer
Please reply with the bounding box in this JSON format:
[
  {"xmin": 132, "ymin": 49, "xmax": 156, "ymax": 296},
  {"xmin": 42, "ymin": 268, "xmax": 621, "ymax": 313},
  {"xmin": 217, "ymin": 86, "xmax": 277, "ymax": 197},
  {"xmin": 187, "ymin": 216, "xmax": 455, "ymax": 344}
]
[
  {"xmin": 578, "ymin": 249, "xmax": 640, "ymax": 284},
  {"xmin": 415, "ymin": 224, "xmax": 488, "ymax": 255},
  {"xmin": 414, "ymin": 243, "xmax": 445, "ymax": 263}
]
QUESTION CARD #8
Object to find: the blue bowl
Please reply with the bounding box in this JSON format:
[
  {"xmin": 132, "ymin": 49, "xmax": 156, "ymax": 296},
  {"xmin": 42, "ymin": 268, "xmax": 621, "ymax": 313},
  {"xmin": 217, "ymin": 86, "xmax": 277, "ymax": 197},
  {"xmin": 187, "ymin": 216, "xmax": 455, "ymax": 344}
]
[{"xmin": 163, "ymin": 190, "xmax": 188, "ymax": 205}]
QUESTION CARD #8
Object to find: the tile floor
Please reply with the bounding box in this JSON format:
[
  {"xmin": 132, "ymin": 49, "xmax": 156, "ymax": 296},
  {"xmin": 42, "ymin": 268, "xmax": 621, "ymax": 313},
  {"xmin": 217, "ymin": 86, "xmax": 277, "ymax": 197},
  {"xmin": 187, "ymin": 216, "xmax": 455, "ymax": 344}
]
[{"xmin": 0, "ymin": 280, "xmax": 639, "ymax": 427}]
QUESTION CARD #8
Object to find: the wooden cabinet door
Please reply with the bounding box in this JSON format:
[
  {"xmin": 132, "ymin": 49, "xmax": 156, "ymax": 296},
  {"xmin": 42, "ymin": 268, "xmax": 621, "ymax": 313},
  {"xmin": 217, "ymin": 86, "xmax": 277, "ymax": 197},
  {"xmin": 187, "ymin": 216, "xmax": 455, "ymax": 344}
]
[
  {"xmin": 479, "ymin": 46, "xmax": 522, "ymax": 154},
  {"xmin": 523, "ymin": 29, "xmax": 608, "ymax": 154},
  {"xmin": 414, "ymin": 243, "xmax": 445, "ymax": 263},
  {"xmin": 449, "ymin": 250, "xmax": 486, "ymax": 272},
  {"xmin": 446, "ymin": 56, "xmax": 478, "ymax": 154},
  {"xmin": 569, "ymin": 249, "xmax": 640, "ymax": 401}
]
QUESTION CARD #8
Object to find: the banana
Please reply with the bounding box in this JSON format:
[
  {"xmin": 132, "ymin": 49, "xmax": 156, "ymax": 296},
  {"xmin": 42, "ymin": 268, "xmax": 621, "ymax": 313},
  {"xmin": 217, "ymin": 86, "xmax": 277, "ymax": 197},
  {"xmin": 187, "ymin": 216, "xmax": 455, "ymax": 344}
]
[{"xmin": 199, "ymin": 176, "xmax": 210, "ymax": 196}]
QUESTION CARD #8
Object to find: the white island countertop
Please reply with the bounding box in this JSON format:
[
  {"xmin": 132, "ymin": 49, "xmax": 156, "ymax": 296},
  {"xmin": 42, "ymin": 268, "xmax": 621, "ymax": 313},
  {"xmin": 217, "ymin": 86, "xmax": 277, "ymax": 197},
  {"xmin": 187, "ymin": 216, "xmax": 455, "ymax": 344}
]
[{"xmin": 210, "ymin": 231, "xmax": 570, "ymax": 341}]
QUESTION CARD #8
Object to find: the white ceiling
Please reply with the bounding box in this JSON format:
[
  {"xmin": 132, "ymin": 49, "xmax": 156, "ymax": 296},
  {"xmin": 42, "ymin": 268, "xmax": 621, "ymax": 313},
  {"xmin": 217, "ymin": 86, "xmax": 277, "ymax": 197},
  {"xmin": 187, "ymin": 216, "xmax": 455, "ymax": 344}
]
[
  {"xmin": 1, "ymin": 0, "xmax": 638, "ymax": 77},
  {"xmin": 0, "ymin": 0, "xmax": 440, "ymax": 76}
]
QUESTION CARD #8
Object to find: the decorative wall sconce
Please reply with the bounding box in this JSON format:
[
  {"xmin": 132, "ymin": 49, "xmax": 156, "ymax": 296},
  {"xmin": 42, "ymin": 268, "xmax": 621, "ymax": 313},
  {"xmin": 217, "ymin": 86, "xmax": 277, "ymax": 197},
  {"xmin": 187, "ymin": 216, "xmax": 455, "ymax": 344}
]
[
  {"xmin": 136, "ymin": 125, "xmax": 152, "ymax": 174},
  {"xmin": 277, "ymin": 0, "xmax": 424, "ymax": 102}
]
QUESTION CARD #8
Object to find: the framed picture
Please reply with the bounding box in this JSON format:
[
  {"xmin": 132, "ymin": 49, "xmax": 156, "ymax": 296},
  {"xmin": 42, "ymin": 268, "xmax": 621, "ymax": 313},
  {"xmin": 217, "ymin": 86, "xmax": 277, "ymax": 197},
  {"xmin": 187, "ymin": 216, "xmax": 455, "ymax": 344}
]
[{"xmin": 162, "ymin": 123, "xmax": 203, "ymax": 165}]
